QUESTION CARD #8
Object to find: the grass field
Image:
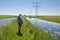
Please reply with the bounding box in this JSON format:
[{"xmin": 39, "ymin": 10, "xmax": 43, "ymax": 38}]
[
  {"xmin": 33, "ymin": 16, "xmax": 60, "ymax": 23},
  {"xmin": 0, "ymin": 16, "xmax": 57, "ymax": 40},
  {"xmin": 0, "ymin": 15, "xmax": 16, "ymax": 20}
]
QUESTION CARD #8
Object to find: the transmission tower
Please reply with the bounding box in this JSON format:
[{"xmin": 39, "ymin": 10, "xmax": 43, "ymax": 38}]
[{"xmin": 33, "ymin": 2, "xmax": 41, "ymax": 16}]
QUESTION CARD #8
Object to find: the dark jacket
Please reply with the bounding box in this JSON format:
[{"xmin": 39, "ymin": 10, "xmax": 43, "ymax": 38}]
[{"xmin": 17, "ymin": 16, "xmax": 23, "ymax": 26}]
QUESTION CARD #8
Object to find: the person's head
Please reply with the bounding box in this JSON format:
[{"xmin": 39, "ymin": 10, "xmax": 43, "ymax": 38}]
[{"xmin": 19, "ymin": 14, "xmax": 22, "ymax": 16}]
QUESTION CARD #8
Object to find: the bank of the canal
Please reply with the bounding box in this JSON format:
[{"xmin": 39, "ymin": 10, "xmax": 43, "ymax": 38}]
[
  {"xmin": 0, "ymin": 15, "xmax": 16, "ymax": 20},
  {"xmin": 33, "ymin": 16, "xmax": 60, "ymax": 23},
  {"xmin": 0, "ymin": 16, "xmax": 57, "ymax": 40}
]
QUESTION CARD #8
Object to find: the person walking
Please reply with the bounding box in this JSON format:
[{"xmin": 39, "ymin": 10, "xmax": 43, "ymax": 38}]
[{"xmin": 17, "ymin": 15, "xmax": 23, "ymax": 35}]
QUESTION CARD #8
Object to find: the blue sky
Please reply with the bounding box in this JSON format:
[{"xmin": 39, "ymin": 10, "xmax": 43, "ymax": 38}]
[{"xmin": 0, "ymin": 0, "xmax": 60, "ymax": 16}]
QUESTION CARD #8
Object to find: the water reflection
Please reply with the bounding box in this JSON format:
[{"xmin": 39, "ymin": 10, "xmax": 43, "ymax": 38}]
[
  {"xmin": 26, "ymin": 18, "xmax": 60, "ymax": 36},
  {"xmin": 0, "ymin": 18, "xmax": 16, "ymax": 25}
]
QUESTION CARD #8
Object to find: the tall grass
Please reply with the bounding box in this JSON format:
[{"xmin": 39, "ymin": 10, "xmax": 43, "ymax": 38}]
[
  {"xmin": 0, "ymin": 20, "xmax": 19, "ymax": 40},
  {"xmin": 0, "ymin": 16, "xmax": 57, "ymax": 40}
]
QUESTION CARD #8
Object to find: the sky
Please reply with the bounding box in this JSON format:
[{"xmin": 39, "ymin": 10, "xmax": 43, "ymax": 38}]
[{"xmin": 0, "ymin": 0, "xmax": 60, "ymax": 16}]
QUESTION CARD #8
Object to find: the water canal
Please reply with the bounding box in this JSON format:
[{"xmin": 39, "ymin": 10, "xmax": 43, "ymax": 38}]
[
  {"xmin": 0, "ymin": 18, "xmax": 16, "ymax": 26},
  {"xmin": 26, "ymin": 17, "xmax": 60, "ymax": 37}
]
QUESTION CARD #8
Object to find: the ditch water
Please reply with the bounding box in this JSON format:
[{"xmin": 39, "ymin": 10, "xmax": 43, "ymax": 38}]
[
  {"xmin": 26, "ymin": 17, "xmax": 60, "ymax": 37},
  {"xmin": 0, "ymin": 18, "xmax": 17, "ymax": 25}
]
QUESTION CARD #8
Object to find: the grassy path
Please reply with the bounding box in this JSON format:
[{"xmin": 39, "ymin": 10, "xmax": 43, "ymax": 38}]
[{"xmin": 0, "ymin": 16, "xmax": 57, "ymax": 40}]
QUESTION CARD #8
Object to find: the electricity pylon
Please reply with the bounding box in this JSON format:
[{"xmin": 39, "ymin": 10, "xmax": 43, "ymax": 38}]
[{"xmin": 33, "ymin": 2, "xmax": 41, "ymax": 16}]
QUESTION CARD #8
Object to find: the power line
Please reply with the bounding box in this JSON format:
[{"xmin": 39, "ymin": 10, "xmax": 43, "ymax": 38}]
[{"xmin": 33, "ymin": 2, "xmax": 41, "ymax": 16}]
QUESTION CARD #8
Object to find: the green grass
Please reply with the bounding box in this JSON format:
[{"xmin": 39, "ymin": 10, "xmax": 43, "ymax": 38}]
[
  {"xmin": 0, "ymin": 16, "xmax": 57, "ymax": 40},
  {"xmin": 33, "ymin": 16, "xmax": 60, "ymax": 23},
  {"xmin": 0, "ymin": 15, "xmax": 16, "ymax": 20}
]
